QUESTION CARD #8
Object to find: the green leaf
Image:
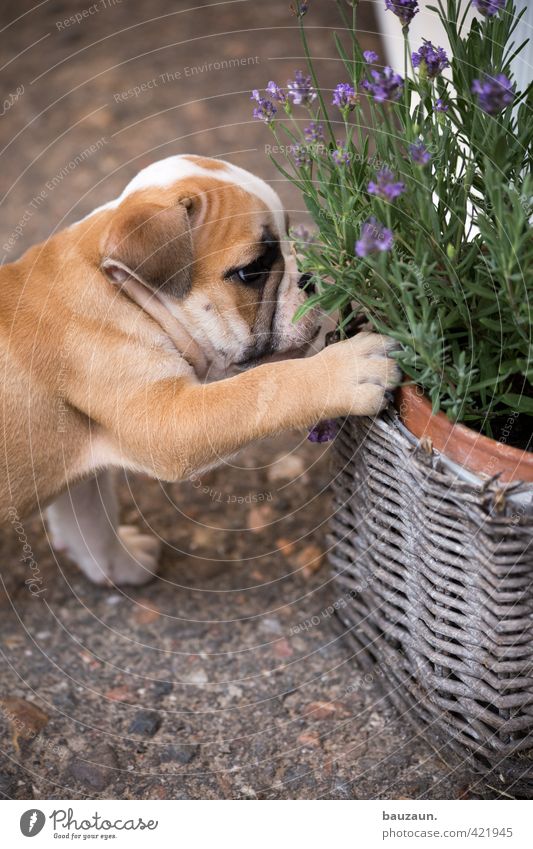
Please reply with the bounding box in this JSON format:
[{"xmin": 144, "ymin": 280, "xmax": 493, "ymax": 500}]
[{"xmin": 500, "ymin": 394, "xmax": 533, "ymax": 414}]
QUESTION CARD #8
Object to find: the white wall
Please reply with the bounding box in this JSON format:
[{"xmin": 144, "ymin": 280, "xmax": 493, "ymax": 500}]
[{"xmin": 376, "ymin": 0, "xmax": 531, "ymax": 90}]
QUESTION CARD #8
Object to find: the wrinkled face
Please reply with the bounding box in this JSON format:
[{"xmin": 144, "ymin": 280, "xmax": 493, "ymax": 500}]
[{"xmin": 99, "ymin": 154, "xmax": 319, "ymax": 378}]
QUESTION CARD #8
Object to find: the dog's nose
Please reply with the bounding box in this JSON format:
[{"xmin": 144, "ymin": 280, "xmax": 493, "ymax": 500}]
[{"xmin": 298, "ymin": 273, "xmax": 315, "ymax": 295}]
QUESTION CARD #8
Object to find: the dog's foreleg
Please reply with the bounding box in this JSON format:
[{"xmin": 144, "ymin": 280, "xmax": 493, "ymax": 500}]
[
  {"xmin": 85, "ymin": 333, "xmax": 400, "ymax": 481},
  {"xmin": 46, "ymin": 470, "xmax": 160, "ymax": 585}
]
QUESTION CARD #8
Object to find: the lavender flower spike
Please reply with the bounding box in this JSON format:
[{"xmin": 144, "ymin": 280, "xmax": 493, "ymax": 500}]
[
  {"xmin": 308, "ymin": 419, "xmax": 338, "ymax": 443},
  {"xmin": 472, "ymin": 0, "xmax": 505, "ymax": 16},
  {"xmin": 356, "ymin": 217, "xmax": 394, "ymax": 257},
  {"xmin": 362, "ymin": 67, "xmax": 404, "ymax": 103},
  {"xmin": 409, "ymin": 140, "xmax": 431, "ymax": 165},
  {"xmin": 363, "ymin": 50, "xmax": 379, "ymax": 64},
  {"xmin": 384, "ymin": 0, "xmax": 419, "ymax": 27},
  {"xmin": 304, "ymin": 121, "xmax": 324, "ymax": 142},
  {"xmin": 472, "ymin": 73, "xmax": 515, "ymax": 115},
  {"xmin": 332, "ymin": 83, "xmax": 357, "ymax": 110},
  {"xmin": 331, "ymin": 141, "xmax": 351, "ymax": 166},
  {"xmin": 251, "ymin": 90, "xmax": 277, "ymax": 124},
  {"xmin": 287, "ymin": 71, "xmax": 317, "ymax": 106},
  {"xmin": 368, "ymin": 167, "xmax": 405, "ymax": 201},
  {"xmin": 291, "ymin": 224, "xmax": 316, "ymax": 246},
  {"xmin": 266, "ymin": 81, "xmax": 287, "ymax": 104},
  {"xmin": 291, "ymin": 144, "xmax": 312, "ymax": 167},
  {"xmin": 412, "ymin": 40, "xmax": 449, "ymax": 79},
  {"xmin": 292, "ymin": 0, "xmax": 309, "ymax": 17}
]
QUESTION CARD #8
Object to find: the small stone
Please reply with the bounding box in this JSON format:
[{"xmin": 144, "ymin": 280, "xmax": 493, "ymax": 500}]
[
  {"xmin": 247, "ymin": 504, "xmax": 274, "ymax": 532},
  {"xmin": 303, "ymin": 700, "xmax": 351, "ymax": 720},
  {"xmin": 273, "ymin": 639, "xmax": 293, "ymax": 659},
  {"xmin": 276, "ymin": 537, "xmax": 296, "ymax": 556},
  {"xmin": 105, "ymin": 594, "xmax": 122, "ymax": 606},
  {"xmin": 148, "ymin": 784, "xmax": 169, "ymax": 799},
  {"xmin": 68, "ymin": 745, "xmax": 118, "ymax": 791},
  {"xmin": 292, "ymin": 544, "xmax": 325, "ymax": 577},
  {"xmin": 128, "ymin": 710, "xmax": 162, "ymax": 737},
  {"xmin": 260, "ymin": 617, "xmax": 283, "ymax": 635},
  {"xmin": 104, "ymin": 686, "xmax": 132, "ymax": 702},
  {"xmin": 152, "ymin": 681, "xmax": 173, "ymax": 699},
  {"xmin": 186, "ymin": 668, "xmax": 208, "ymax": 685},
  {"xmin": 297, "ymin": 731, "xmax": 321, "ymax": 748},
  {"xmin": 331, "ymin": 778, "xmax": 356, "ymax": 799},
  {"xmin": 267, "ymin": 452, "xmax": 306, "ymax": 481},
  {"xmin": 160, "ymin": 743, "xmax": 199, "ymax": 764},
  {"xmin": 134, "ymin": 599, "xmax": 161, "ymax": 625},
  {"xmin": 79, "ymin": 650, "xmax": 101, "ymax": 669}
]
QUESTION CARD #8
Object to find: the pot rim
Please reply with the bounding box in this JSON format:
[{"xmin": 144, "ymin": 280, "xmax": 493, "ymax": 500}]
[{"xmin": 395, "ymin": 383, "xmax": 533, "ymax": 484}]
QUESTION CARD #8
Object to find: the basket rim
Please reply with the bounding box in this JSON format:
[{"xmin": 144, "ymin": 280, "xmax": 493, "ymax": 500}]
[{"xmin": 395, "ymin": 384, "xmax": 533, "ymax": 484}]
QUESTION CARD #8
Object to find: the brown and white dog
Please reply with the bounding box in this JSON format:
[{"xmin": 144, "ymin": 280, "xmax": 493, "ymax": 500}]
[{"xmin": 0, "ymin": 154, "xmax": 400, "ymax": 585}]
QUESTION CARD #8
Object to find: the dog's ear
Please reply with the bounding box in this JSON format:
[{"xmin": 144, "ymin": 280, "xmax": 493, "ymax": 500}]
[{"xmin": 101, "ymin": 201, "xmax": 193, "ymax": 298}]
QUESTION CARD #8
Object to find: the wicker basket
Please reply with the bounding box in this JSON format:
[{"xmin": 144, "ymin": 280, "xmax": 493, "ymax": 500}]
[{"xmin": 329, "ymin": 410, "xmax": 533, "ymax": 787}]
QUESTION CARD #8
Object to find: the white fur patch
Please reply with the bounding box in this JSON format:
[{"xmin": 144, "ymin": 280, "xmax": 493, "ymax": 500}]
[{"xmin": 81, "ymin": 155, "xmax": 286, "ymax": 236}]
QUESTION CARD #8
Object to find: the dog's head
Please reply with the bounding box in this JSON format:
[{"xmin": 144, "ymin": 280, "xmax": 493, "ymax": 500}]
[{"xmin": 99, "ymin": 154, "xmax": 319, "ymax": 378}]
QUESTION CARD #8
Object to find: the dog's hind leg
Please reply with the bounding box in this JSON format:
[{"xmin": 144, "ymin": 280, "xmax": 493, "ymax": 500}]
[{"xmin": 45, "ymin": 470, "xmax": 160, "ymax": 586}]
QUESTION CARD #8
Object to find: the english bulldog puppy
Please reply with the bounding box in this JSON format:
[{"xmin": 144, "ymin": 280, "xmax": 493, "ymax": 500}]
[{"xmin": 0, "ymin": 154, "xmax": 400, "ymax": 585}]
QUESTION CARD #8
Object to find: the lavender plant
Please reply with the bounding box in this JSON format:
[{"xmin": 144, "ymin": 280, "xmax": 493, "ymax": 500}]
[{"xmin": 252, "ymin": 0, "xmax": 532, "ymax": 442}]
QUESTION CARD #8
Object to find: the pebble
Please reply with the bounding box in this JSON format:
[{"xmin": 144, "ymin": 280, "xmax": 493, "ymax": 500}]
[
  {"xmin": 185, "ymin": 668, "xmax": 208, "ymax": 685},
  {"xmin": 128, "ymin": 711, "xmax": 162, "ymax": 737},
  {"xmin": 267, "ymin": 452, "xmax": 306, "ymax": 481},
  {"xmin": 160, "ymin": 743, "xmax": 199, "ymax": 764},
  {"xmin": 68, "ymin": 745, "xmax": 118, "ymax": 791},
  {"xmin": 152, "ymin": 681, "xmax": 174, "ymax": 699}
]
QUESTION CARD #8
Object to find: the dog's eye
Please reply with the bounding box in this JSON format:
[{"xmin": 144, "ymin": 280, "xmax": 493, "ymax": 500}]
[
  {"xmin": 229, "ymin": 239, "xmax": 280, "ymax": 286},
  {"xmin": 235, "ymin": 262, "xmax": 269, "ymax": 286}
]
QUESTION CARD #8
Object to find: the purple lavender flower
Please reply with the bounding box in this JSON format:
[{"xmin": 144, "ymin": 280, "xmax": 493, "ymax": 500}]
[
  {"xmin": 472, "ymin": 0, "xmax": 505, "ymax": 16},
  {"xmin": 331, "ymin": 141, "xmax": 351, "ymax": 166},
  {"xmin": 368, "ymin": 167, "xmax": 405, "ymax": 201},
  {"xmin": 308, "ymin": 419, "xmax": 338, "ymax": 443},
  {"xmin": 472, "ymin": 73, "xmax": 515, "ymax": 115},
  {"xmin": 412, "ymin": 40, "xmax": 450, "ymax": 79},
  {"xmin": 266, "ymin": 81, "xmax": 287, "ymax": 104},
  {"xmin": 287, "ymin": 70, "xmax": 317, "ymax": 106},
  {"xmin": 409, "ymin": 140, "xmax": 431, "ymax": 165},
  {"xmin": 291, "ymin": 144, "xmax": 312, "ymax": 167},
  {"xmin": 251, "ymin": 90, "xmax": 277, "ymax": 124},
  {"xmin": 435, "ymin": 97, "xmax": 449, "ymax": 113},
  {"xmin": 304, "ymin": 121, "xmax": 324, "ymax": 142},
  {"xmin": 363, "ymin": 50, "xmax": 379, "ymax": 64},
  {"xmin": 355, "ymin": 217, "xmax": 394, "ymax": 257},
  {"xmin": 384, "ymin": 0, "xmax": 419, "ymax": 27},
  {"xmin": 362, "ymin": 67, "xmax": 404, "ymax": 103},
  {"xmin": 292, "ymin": 0, "xmax": 309, "ymax": 16},
  {"xmin": 332, "ymin": 83, "xmax": 357, "ymax": 110},
  {"xmin": 291, "ymin": 224, "xmax": 317, "ymax": 245}
]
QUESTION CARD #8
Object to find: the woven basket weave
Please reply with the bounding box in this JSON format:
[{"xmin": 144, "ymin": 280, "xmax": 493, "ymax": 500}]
[{"xmin": 329, "ymin": 410, "xmax": 533, "ymax": 785}]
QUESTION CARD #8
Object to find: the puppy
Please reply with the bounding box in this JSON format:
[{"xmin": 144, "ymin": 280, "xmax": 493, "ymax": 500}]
[{"xmin": 0, "ymin": 154, "xmax": 400, "ymax": 585}]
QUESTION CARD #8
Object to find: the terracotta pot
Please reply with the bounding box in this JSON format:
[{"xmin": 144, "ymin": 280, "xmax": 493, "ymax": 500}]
[{"xmin": 395, "ymin": 384, "xmax": 533, "ymax": 483}]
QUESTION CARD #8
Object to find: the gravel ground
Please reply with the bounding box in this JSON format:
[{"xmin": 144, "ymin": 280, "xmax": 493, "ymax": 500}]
[{"xmin": 0, "ymin": 0, "xmax": 491, "ymax": 800}]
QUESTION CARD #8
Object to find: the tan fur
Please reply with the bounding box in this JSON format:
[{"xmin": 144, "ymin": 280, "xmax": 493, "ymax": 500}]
[{"xmin": 0, "ymin": 155, "xmax": 399, "ymax": 584}]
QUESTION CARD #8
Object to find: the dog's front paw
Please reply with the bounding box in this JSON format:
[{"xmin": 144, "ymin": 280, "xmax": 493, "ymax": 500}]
[
  {"xmin": 69, "ymin": 525, "xmax": 161, "ymax": 586},
  {"xmin": 110, "ymin": 525, "xmax": 161, "ymax": 586},
  {"xmin": 318, "ymin": 332, "xmax": 401, "ymax": 417}
]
